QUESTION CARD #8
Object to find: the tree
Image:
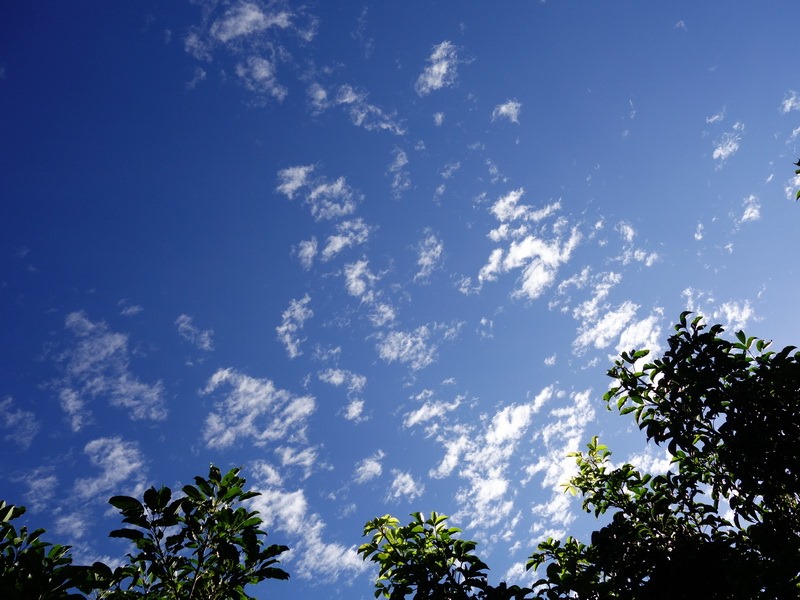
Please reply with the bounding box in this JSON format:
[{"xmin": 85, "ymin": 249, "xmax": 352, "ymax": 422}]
[
  {"xmin": 358, "ymin": 512, "xmax": 528, "ymax": 600},
  {"xmin": 1, "ymin": 465, "xmax": 289, "ymax": 600},
  {"xmin": 363, "ymin": 313, "xmax": 800, "ymax": 598},
  {"xmin": 0, "ymin": 501, "xmax": 90, "ymax": 599},
  {"xmin": 96, "ymin": 465, "xmax": 289, "ymax": 599},
  {"xmin": 528, "ymin": 312, "xmax": 800, "ymax": 598}
]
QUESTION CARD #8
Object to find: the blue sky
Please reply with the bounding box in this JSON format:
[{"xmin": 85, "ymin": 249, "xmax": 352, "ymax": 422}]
[{"xmin": 2, "ymin": 1, "xmax": 800, "ymax": 597}]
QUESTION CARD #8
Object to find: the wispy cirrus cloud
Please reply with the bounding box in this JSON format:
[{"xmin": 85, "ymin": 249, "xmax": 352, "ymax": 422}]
[
  {"xmin": 175, "ymin": 314, "xmax": 214, "ymax": 351},
  {"xmin": 0, "ymin": 396, "xmax": 39, "ymax": 450},
  {"xmin": 54, "ymin": 311, "xmax": 166, "ymax": 431},
  {"xmin": 74, "ymin": 436, "xmax": 147, "ymax": 500},
  {"xmin": 309, "ymin": 83, "xmax": 406, "ymax": 135},
  {"xmin": 712, "ymin": 122, "xmax": 744, "ymax": 165},
  {"xmin": 249, "ymin": 469, "xmax": 368, "ymax": 581}
]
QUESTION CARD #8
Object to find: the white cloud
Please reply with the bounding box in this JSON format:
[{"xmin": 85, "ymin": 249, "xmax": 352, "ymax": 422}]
[
  {"xmin": 249, "ymin": 478, "xmax": 367, "ymax": 581},
  {"xmin": 175, "ymin": 314, "xmax": 214, "ymax": 351},
  {"xmin": 713, "ymin": 300, "xmax": 754, "ymax": 332},
  {"xmin": 737, "ymin": 194, "xmax": 761, "ymax": 224},
  {"xmin": 573, "ymin": 301, "xmax": 638, "ymax": 354},
  {"xmin": 433, "ymin": 112, "xmax": 444, "ymax": 126},
  {"xmin": 0, "ymin": 397, "xmax": 39, "ymax": 450},
  {"xmin": 235, "ymin": 56, "xmax": 287, "ymax": 102},
  {"xmin": 75, "ymin": 437, "xmax": 146, "ymax": 500},
  {"xmin": 210, "ymin": 2, "xmax": 291, "ymax": 43},
  {"xmin": 414, "ymin": 230, "xmax": 444, "ymax": 283},
  {"xmin": 321, "ymin": 218, "xmax": 372, "ymax": 261},
  {"xmin": 388, "ymin": 147, "xmax": 411, "ymax": 198},
  {"xmin": 354, "ymin": 450, "xmax": 385, "ymax": 483},
  {"xmin": 712, "ymin": 122, "xmax": 744, "ymax": 165},
  {"xmin": 276, "ymin": 295, "xmax": 313, "ymax": 358},
  {"xmin": 415, "ymin": 41, "xmax": 459, "ymax": 96},
  {"xmin": 492, "ymin": 99, "xmax": 522, "ymax": 123},
  {"xmin": 781, "ymin": 90, "xmax": 800, "ymax": 113},
  {"xmin": 343, "ymin": 399, "xmax": 366, "ymax": 422},
  {"xmin": 343, "ymin": 259, "xmax": 378, "ymax": 300},
  {"xmin": 706, "ymin": 106, "xmax": 725, "ymax": 124},
  {"xmin": 202, "ymin": 368, "xmax": 316, "ymax": 449},
  {"xmin": 331, "ymin": 84, "xmax": 406, "ymax": 135},
  {"xmin": 55, "ymin": 312, "xmax": 166, "ymax": 430},
  {"xmin": 526, "ymin": 390, "xmax": 595, "ymax": 533},
  {"xmin": 117, "ymin": 299, "xmax": 143, "ymax": 316},
  {"xmin": 430, "ymin": 387, "xmax": 554, "ymax": 532},
  {"xmin": 318, "ymin": 368, "xmax": 367, "ymax": 394},
  {"xmin": 614, "ymin": 308, "xmax": 664, "ymax": 359},
  {"xmin": 276, "ymin": 165, "xmax": 360, "ymax": 220},
  {"xmin": 375, "ymin": 322, "xmax": 461, "ymax": 372},
  {"xmin": 403, "ymin": 394, "xmax": 462, "ymax": 429},
  {"xmin": 387, "ymin": 469, "xmax": 424, "ymax": 501},
  {"xmin": 276, "ymin": 165, "xmax": 314, "ymax": 199},
  {"xmin": 20, "ymin": 467, "xmax": 58, "ymax": 512},
  {"xmin": 295, "ymin": 238, "xmax": 318, "ymax": 270}
]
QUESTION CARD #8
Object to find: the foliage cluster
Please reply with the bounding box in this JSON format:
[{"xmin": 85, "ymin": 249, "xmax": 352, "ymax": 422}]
[{"xmin": 1, "ymin": 467, "xmax": 288, "ymax": 600}]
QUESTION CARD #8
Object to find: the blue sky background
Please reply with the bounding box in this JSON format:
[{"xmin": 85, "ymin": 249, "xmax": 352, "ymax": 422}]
[{"xmin": 2, "ymin": 1, "xmax": 800, "ymax": 597}]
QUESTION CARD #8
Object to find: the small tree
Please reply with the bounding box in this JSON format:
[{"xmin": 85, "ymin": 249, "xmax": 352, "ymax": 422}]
[
  {"xmin": 528, "ymin": 312, "xmax": 800, "ymax": 598},
  {"xmin": 1, "ymin": 465, "xmax": 289, "ymax": 599},
  {"xmin": 0, "ymin": 501, "xmax": 90, "ymax": 599},
  {"xmin": 97, "ymin": 465, "xmax": 289, "ymax": 599},
  {"xmin": 359, "ymin": 512, "xmax": 529, "ymax": 600}
]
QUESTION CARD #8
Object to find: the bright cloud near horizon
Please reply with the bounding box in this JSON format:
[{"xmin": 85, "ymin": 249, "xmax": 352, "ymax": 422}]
[{"xmin": 1, "ymin": 2, "xmax": 799, "ymax": 598}]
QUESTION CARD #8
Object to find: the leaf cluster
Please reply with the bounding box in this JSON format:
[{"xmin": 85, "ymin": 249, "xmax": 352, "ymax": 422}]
[
  {"xmin": 0, "ymin": 501, "xmax": 91, "ymax": 599},
  {"xmin": 358, "ymin": 512, "xmax": 529, "ymax": 600},
  {"xmin": 0, "ymin": 466, "xmax": 288, "ymax": 600},
  {"xmin": 528, "ymin": 312, "xmax": 800, "ymax": 598}
]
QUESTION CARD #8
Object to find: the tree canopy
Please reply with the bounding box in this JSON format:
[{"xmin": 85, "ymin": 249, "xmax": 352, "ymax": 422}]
[
  {"xmin": 1, "ymin": 466, "xmax": 288, "ymax": 600},
  {"xmin": 361, "ymin": 313, "xmax": 800, "ymax": 599}
]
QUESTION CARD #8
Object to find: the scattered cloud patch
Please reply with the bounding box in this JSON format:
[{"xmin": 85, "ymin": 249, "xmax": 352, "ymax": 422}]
[
  {"xmin": 414, "ymin": 230, "xmax": 444, "ymax": 283},
  {"xmin": 415, "ymin": 41, "xmax": 459, "ymax": 96},
  {"xmin": 202, "ymin": 368, "xmax": 316, "ymax": 449},
  {"xmin": 0, "ymin": 397, "xmax": 39, "ymax": 450},
  {"xmin": 712, "ymin": 122, "xmax": 744, "ymax": 165},
  {"xmin": 354, "ymin": 450, "xmax": 385, "ymax": 483},
  {"xmin": 736, "ymin": 194, "xmax": 761, "ymax": 225},
  {"xmin": 209, "ymin": 2, "xmax": 291, "ymax": 43},
  {"xmin": 492, "ymin": 99, "xmax": 522, "ymax": 124},
  {"xmin": 75, "ymin": 437, "xmax": 146, "ymax": 500},
  {"xmin": 276, "ymin": 165, "xmax": 361, "ymax": 221},
  {"xmin": 276, "ymin": 295, "xmax": 313, "ymax": 358},
  {"xmin": 54, "ymin": 312, "xmax": 166, "ymax": 431},
  {"xmin": 387, "ymin": 469, "xmax": 424, "ymax": 501},
  {"xmin": 388, "ymin": 147, "xmax": 411, "ymax": 198},
  {"xmin": 375, "ymin": 322, "xmax": 462, "ymax": 371},
  {"xmin": 235, "ymin": 56, "xmax": 287, "ymax": 102},
  {"xmin": 781, "ymin": 90, "xmax": 800, "ymax": 113},
  {"xmin": 321, "ymin": 218, "xmax": 372, "ymax": 261},
  {"xmin": 175, "ymin": 314, "xmax": 214, "ymax": 351}
]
